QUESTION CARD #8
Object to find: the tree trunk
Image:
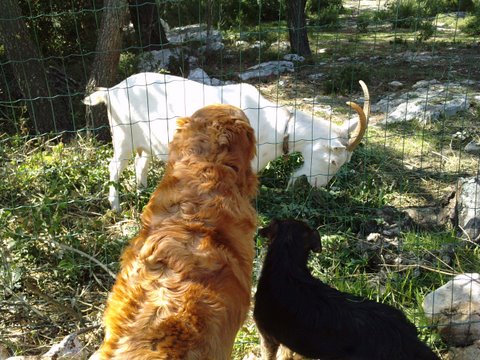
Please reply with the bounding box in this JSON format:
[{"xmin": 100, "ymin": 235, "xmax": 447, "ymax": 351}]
[
  {"xmin": 0, "ymin": 0, "xmax": 70, "ymax": 134},
  {"xmin": 286, "ymin": 0, "xmax": 312, "ymax": 56},
  {"xmin": 129, "ymin": 0, "xmax": 168, "ymax": 51},
  {"xmin": 86, "ymin": 0, "xmax": 129, "ymax": 139}
]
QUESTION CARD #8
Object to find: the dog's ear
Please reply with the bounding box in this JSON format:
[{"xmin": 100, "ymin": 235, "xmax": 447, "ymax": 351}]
[
  {"xmin": 216, "ymin": 117, "xmax": 256, "ymax": 156},
  {"xmin": 259, "ymin": 220, "xmax": 279, "ymax": 240},
  {"xmin": 175, "ymin": 116, "xmax": 190, "ymax": 131},
  {"xmin": 308, "ymin": 229, "xmax": 322, "ymax": 253},
  {"xmin": 236, "ymin": 119, "xmax": 256, "ymax": 159},
  {"xmin": 298, "ymin": 224, "xmax": 322, "ymax": 253}
]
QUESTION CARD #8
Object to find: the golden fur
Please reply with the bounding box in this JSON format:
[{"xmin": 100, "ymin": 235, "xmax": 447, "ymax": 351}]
[{"xmin": 98, "ymin": 104, "xmax": 258, "ymax": 359}]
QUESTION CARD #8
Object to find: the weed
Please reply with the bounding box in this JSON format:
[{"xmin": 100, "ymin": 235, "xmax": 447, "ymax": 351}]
[{"xmin": 323, "ymin": 63, "xmax": 371, "ymax": 95}]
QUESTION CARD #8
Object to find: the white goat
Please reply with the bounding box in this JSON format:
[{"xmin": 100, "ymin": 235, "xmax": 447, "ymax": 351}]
[{"xmin": 83, "ymin": 72, "xmax": 369, "ymax": 211}]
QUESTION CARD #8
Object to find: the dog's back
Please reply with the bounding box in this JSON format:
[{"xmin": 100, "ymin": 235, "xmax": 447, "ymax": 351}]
[
  {"xmin": 254, "ymin": 219, "xmax": 439, "ymax": 360},
  {"xmin": 98, "ymin": 104, "xmax": 258, "ymax": 359}
]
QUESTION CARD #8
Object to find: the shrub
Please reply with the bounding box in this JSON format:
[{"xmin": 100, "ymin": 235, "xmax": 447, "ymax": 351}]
[
  {"xmin": 387, "ymin": 0, "xmax": 426, "ymax": 29},
  {"xmin": 461, "ymin": 4, "xmax": 480, "ymax": 35},
  {"xmin": 416, "ymin": 20, "xmax": 437, "ymax": 42},
  {"xmin": 356, "ymin": 12, "xmax": 372, "ymax": 33},
  {"xmin": 311, "ymin": 4, "xmax": 343, "ymax": 28},
  {"xmin": 386, "ymin": 0, "xmax": 476, "ymax": 25},
  {"xmin": 159, "ymin": 0, "xmax": 285, "ymax": 28},
  {"xmin": 323, "ymin": 63, "xmax": 371, "ymax": 95},
  {"xmin": 306, "ymin": 0, "xmax": 343, "ymax": 14},
  {"xmin": 422, "ymin": 0, "xmax": 476, "ymax": 14}
]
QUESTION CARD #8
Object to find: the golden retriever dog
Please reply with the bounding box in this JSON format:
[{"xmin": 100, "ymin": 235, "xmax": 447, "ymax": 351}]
[{"xmin": 97, "ymin": 104, "xmax": 258, "ymax": 359}]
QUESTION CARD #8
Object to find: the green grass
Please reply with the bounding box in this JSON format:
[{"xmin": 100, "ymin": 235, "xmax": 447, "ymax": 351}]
[
  {"xmin": 2, "ymin": 3, "xmax": 480, "ymax": 358},
  {"xmin": 4, "ymin": 96, "xmax": 478, "ymax": 357}
]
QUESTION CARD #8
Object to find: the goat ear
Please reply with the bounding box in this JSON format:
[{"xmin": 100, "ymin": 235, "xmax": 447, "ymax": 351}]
[{"xmin": 339, "ymin": 118, "xmax": 359, "ymax": 145}]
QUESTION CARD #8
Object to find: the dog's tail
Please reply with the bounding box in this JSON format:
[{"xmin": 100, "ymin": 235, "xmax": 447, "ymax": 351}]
[{"xmin": 82, "ymin": 87, "xmax": 108, "ymax": 106}]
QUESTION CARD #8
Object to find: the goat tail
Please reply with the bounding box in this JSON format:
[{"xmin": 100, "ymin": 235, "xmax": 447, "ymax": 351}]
[{"xmin": 82, "ymin": 87, "xmax": 108, "ymax": 106}]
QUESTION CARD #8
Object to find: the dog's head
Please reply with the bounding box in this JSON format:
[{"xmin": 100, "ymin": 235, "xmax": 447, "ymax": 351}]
[
  {"xmin": 260, "ymin": 219, "xmax": 322, "ymax": 254},
  {"xmin": 169, "ymin": 104, "xmax": 257, "ymax": 197}
]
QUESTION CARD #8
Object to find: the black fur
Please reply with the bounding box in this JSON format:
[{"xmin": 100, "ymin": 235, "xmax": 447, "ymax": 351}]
[{"xmin": 253, "ymin": 219, "xmax": 439, "ymax": 360}]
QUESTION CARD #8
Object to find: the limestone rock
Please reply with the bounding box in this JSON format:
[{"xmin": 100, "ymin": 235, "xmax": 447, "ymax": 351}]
[
  {"xmin": 388, "ymin": 81, "xmax": 403, "ymax": 88},
  {"xmin": 283, "ymin": 54, "xmax": 305, "ymax": 62},
  {"xmin": 465, "ymin": 141, "xmax": 480, "ymax": 155},
  {"xmin": 374, "ymin": 80, "xmax": 471, "ymax": 125},
  {"xmin": 446, "ymin": 340, "xmax": 480, "ymax": 360},
  {"xmin": 238, "ymin": 61, "xmax": 294, "ymax": 81},
  {"xmin": 188, "ymin": 68, "xmax": 223, "ymax": 86},
  {"xmin": 167, "ymin": 24, "xmax": 222, "ymax": 45},
  {"xmin": 423, "ymin": 273, "xmax": 480, "ymax": 346},
  {"xmin": 455, "ymin": 177, "xmax": 480, "ymax": 243},
  {"xmin": 5, "ymin": 332, "xmax": 87, "ymax": 360}
]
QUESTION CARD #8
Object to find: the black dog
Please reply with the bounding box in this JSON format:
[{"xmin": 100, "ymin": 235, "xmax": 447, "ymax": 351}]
[{"xmin": 253, "ymin": 219, "xmax": 439, "ymax": 360}]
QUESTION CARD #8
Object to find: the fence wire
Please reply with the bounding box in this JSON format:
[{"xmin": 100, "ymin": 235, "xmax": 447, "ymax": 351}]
[{"xmin": 0, "ymin": 0, "xmax": 479, "ymax": 358}]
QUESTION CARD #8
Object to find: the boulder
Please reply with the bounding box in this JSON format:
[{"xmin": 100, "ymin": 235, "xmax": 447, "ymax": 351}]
[
  {"xmin": 423, "ymin": 273, "xmax": 480, "ymax": 346},
  {"xmin": 187, "ymin": 68, "xmax": 224, "ymax": 86},
  {"xmin": 375, "ymin": 80, "xmax": 471, "ymax": 125},
  {"xmin": 465, "ymin": 141, "xmax": 480, "ymax": 155},
  {"xmin": 446, "ymin": 340, "xmax": 480, "ymax": 360},
  {"xmin": 188, "ymin": 68, "xmax": 210, "ymax": 84}
]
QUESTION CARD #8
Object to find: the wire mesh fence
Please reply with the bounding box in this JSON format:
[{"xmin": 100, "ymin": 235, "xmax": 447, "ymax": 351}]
[{"xmin": 0, "ymin": 0, "xmax": 479, "ymax": 358}]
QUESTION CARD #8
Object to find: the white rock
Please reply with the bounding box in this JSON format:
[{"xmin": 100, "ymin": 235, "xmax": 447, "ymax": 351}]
[
  {"xmin": 465, "ymin": 141, "xmax": 480, "ymax": 155},
  {"xmin": 424, "ymin": 273, "xmax": 480, "ymax": 316},
  {"xmin": 234, "ymin": 40, "xmax": 249, "ymax": 49},
  {"xmin": 251, "ymin": 40, "xmax": 267, "ymax": 49},
  {"xmin": 43, "ymin": 333, "xmax": 86, "ymax": 358},
  {"xmin": 456, "ymin": 177, "xmax": 480, "ymax": 242},
  {"xmin": 379, "ymin": 95, "xmax": 469, "ymax": 125},
  {"xmin": 6, "ymin": 333, "xmax": 87, "ymax": 360},
  {"xmin": 412, "ymin": 79, "xmax": 440, "ymax": 89},
  {"xmin": 444, "ymin": 96, "xmax": 469, "ymax": 117},
  {"xmin": 210, "ymin": 77, "xmax": 223, "ymax": 86},
  {"xmin": 188, "ymin": 68, "xmax": 212, "ymax": 85},
  {"xmin": 238, "ymin": 61, "xmax": 294, "ymax": 81},
  {"xmin": 462, "ymin": 79, "xmax": 477, "ymax": 86},
  {"xmin": 423, "ymin": 273, "xmax": 480, "ymax": 346},
  {"xmin": 199, "ymin": 41, "xmax": 224, "ymax": 53},
  {"xmin": 308, "ymin": 73, "xmax": 325, "ymax": 80},
  {"xmin": 367, "ymin": 233, "xmax": 382, "ymax": 242},
  {"xmin": 167, "ymin": 24, "xmax": 222, "ymax": 44},
  {"xmin": 283, "ymin": 54, "xmax": 305, "ymax": 62},
  {"xmin": 388, "ymin": 81, "xmax": 403, "ymax": 88},
  {"xmin": 446, "ymin": 340, "xmax": 480, "ymax": 360}
]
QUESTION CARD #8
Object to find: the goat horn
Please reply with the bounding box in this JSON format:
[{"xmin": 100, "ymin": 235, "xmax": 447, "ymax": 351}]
[
  {"xmin": 359, "ymin": 80, "xmax": 370, "ymax": 120},
  {"xmin": 345, "ymin": 81, "xmax": 369, "ymax": 152}
]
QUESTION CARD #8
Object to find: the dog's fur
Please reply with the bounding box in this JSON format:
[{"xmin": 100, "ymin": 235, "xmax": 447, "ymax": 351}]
[
  {"xmin": 254, "ymin": 219, "xmax": 440, "ymax": 360},
  {"xmin": 98, "ymin": 104, "xmax": 258, "ymax": 359}
]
